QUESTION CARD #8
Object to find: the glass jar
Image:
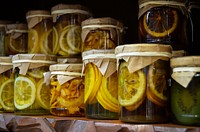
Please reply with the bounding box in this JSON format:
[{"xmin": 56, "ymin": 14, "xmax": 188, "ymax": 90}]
[
  {"xmin": 5, "ymin": 23, "xmax": 28, "ymax": 55},
  {"xmin": 49, "ymin": 63, "xmax": 85, "ymax": 116},
  {"xmin": 115, "ymin": 44, "xmax": 172, "ymax": 123},
  {"xmin": 170, "ymin": 56, "xmax": 200, "ymax": 126},
  {"xmin": 187, "ymin": 1, "xmax": 200, "ymax": 55},
  {"xmin": 51, "ymin": 4, "xmax": 92, "ymax": 57},
  {"xmin": 0, "ymin": 57, "xmax": 14, "ymax": 112},
  {"xmin": 81, "ymin": 17, "xmax": 124, "ymax": 52},
  {"xmin": 82, "ymin": 49, "xmax": 119, "ymax": 119},
  {"xmin": 138, "ymin": 0, "xmax": 189, "ymax": 52},
  {"xmin": 12, "ymin": 54, "xmax": 56, "ymax": 115},
  {"xmin": 0, "ymin": 20, "xmax": 13, "ymax": 56},
  {"xmin": 26, "ymin": 10, "xmax": 53, "ymax": 54}
]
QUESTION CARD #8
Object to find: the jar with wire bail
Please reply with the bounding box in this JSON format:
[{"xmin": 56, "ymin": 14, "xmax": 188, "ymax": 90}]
[
  {"xmin": 115, "ymin": 44, "xmax": 172, "ymax": 123},
  {"xmin": 81, "ymin": 17, "xmax": 123, "ymax": 52},
  {"xmin": 12, "ymin": 54, "xmax": 56, "ymax": 115},
  {"xmin": 51, "ymin": 3, "xmax": 92, "ymax": 57},
  {"xmin": 26, "ymin": 10, "xmax": 54, "ymax": 54},
  {"xmin": 138, "ymin": 0, "xmax": 189, "ymax": 53},
  {"xmin": 82, "ymin": 49, "xmax": 119, "ymax": 119},
  {"xmin": 49, "ymin": 63, "xmax": 85, "ymax": 116},
  {"xmin": 4, "ymin": 23, "xmax": 28, "ymax": 55},
  {"xmin": 170, "ymin": 56, "xmax": 200, "ymax": 126},
  {"xmin": 0, "ymin": 56, "xmax": 14, "ymax": 112}
]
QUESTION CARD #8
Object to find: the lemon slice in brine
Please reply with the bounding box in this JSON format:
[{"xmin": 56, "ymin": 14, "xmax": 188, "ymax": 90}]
[
  {"xmin": 143, "ymin": 8, "xmax": 178, "ymax": 37},
  {"xmin": 118, "ymin": 62, "xmax": 146, "ymax": 106},
  {"xmin": 14, "ymin": 76, "xmax": 36, "ymax": 110},
  {"xmin": 36, "ymin": 78, "xmax": 50, "ymax": 110},
  {"xmin": 0, "ymin": 79, "xmax": 14, "ymax": 111},
  {"xmin": 40, "ymin": 29, "xmax": 53, "ymax": 54},
  {"xmin": 28, "ymin": 29, "xmax": 39, "ymax": 53}
]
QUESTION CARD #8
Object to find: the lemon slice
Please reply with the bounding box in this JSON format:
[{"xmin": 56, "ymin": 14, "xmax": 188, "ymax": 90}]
[
  {"xmin": 28, "ymin": 29, "xmax": 39, "ymax": 53},
  {"xmin": 53, "ymin": 27, "xmax": 59, "ymax": 54},
  {"xmin": 27, "ymin": 69, "xmax": 45, "ymax": 79},
  {"xmin": 147, "ymin": 62, "xmax": 169, "ymax": 106},
  {"xmin": 84, "ymin": 63, "xmax": 95, "ymax": 103},
  {"xmin": 0, "ymin": 79, "xmax": 14, "ymax": 111},
  {"xmin": 143, "ymin": 8, "xmax": 178, "ymax": 37},
  {"xmin": 66, "ymin": 25, "xmax": 81, "ymax": 52},
  {"xmin": 14, "ymin": 76, "xmax": 36, "ymax": 110},
  {"xmin": 40, "ymin": 29, "xmax": 53, "ymax": 54},
  {"xmin": 118, "ymin": 62, "xmax": 146, "ymax": 106},
  {"xmin": 36, "ymin": 78, "xmax": 50, "ymax": 110}
]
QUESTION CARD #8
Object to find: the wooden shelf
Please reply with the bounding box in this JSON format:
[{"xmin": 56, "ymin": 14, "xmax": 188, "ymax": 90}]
[{"xmin": 0, "ymin": 113, "xmax": 199, "ymax": 132}]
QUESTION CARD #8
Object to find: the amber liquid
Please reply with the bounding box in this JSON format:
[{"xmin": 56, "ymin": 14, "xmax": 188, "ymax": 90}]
[{"xmin": 138, "ymin": 6, "xmax": 188, "ymax": 52}]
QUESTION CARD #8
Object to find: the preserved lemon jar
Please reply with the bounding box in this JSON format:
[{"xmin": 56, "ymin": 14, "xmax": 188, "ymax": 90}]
[
  {"xmin": 82, "ymin": 49, "xmax": 119, "ymax": 119},
  {"xmin": 170, "ymin": 56, "xmax": 200, "ymax": 126},
  {"xmin": 5, "ymin": 23, "xmax": 28, "ymax": 55},
  {"xmin": 138, "ymin": 0, "xmax": 189, "ymax": 52},
  {"xmin": 0, "ymin": 20, "xmax": 13, "ymax": 56},
  {"xmin": 26, "ymin": 10, "xmax": 53, "ymax": 54},
  {"xmin": 12, "ymin": 54, "xmax": 56, "ymax": 115},
  {"xmin": 49, "ymin": 64, "xmax": 85, "ymax": 116},
  {"xmin": 81, "ymin": 17, "xmax": 123, "ymax": 51},
  {"xmin": 115, "ymin": 44, "xmax": 172, "ymax": 123},
  {"xmin": 51, "ymin": 4, "xmax": 92, "ymax": 57},
  {"xmin": 0, "ymin": 57, "xmax": 14, "ymax": 112}
]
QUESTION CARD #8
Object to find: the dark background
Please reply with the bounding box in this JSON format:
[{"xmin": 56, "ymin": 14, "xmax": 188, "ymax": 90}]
[{"xmin": 0, "ymin": 0, "xmax": 139, "ymax": 44}]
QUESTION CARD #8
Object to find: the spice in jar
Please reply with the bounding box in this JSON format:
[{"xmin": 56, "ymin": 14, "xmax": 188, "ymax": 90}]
[
  {"xmin": 26, "ymin": 10, "xmax": 54, "ymax": 54},
  {"xmin": 81, "ymin": 17, "xmax": 123, "ymax": 52},
  {"xmin": 51, "ymin": 4, "xmax": 92, "ymax": 57},
  {"xmin": 115, "ymin": 44, "xmax": 172, "ymax": 123},
  {"xmin": 0, "ymin": 57, "xmax": 14, "ymax": 112},
  {"xmin": 12, "ymin": 54, "xmax": 56, "ymax": 115},
  {"xmin": 170, "ymin": 56, "xmax": 200, "ymax": 126},
  {"xmin": 82, "ymin": 49, "xmax": 119, "ymax": 119},
  {"xmin": 138, "ymin": 0, "xmax": 189, "ymax": 52},
  {"xmin": 49, "ymin": 64, "xmax": 85, "ymax": 116},
  {"xmin": 4, "ymin": 23, "xmax": 28, "ymax": 55}
]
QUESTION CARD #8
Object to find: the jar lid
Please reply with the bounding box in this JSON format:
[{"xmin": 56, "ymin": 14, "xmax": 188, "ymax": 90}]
[
  {"xmin": 81, "ymin": 17, "xmax": 123, "ymax": 30},
  {"xmin": 26, "ymin": 10, "xmax": 51, "ymax": 19},
  {"xmin": 49, "ymin": 63, "xmax": 82, "ymax": 72},
  {"xmin": 138, "ymin": 0, "xmax": 186, "ymax": 7},
  {"xmin": 0, "ymin": 56, "xmax": 12, "ymax": 65},
  {"xmin": 51, "ymin": 3, "xmax": 92, "ymax": 15},
  {"xmin": 12, "ymin": 54, "xmax": 56, "ymax": 64},
  {"xmin": 171, "ymin": 56, "xmax": 200, "ymax": 68},
  {"xmin": 6, "ymin": 23, "xmax": 28, "ymax": 33},
  {"xmin": 82, "ymin": 49, "xmax": 115, "ymax": 61},
  {"xmin": 115, "ymin": 44, "xmax": 172, "ymax": 58},
  {"xmin": 172, "ymin": 50, "xmax": 187, "ymax": 58},
  {"xmin": 0, "ymin": 20, "xmax": 13, "ymax": 27},
  {"xmin": 57, "ymin": 57, "xmax": 82, "ymax": 64}
]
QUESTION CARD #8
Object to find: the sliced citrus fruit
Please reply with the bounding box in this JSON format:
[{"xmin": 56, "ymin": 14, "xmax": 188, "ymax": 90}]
[
  {"xmin": 118, "ymin": 62, "xmax": 146, "ymax": 106},
  {"xmin": 40, "ymin": 29, "xmax": 53, "ymax": 54},
  {"xmin": 28, "ymin": 29, "xmax": 39, "ymax": 53},
  {"xmin": 53, "ymin": 27, "xmax": 59, "ymax": 54},
  {"xmin": 66, "ymin": 25, "xmax": 82, "ymax": 52},
  {"xmin": 96, "ymin": 90, "xmax": 119, "ymax": 113},
  {"xmin": 0, "ymin": 79, "xmax": 14, "ymax": 111},
  {"xmin": 36, "ymin": 78, "xmax": 50, "ymax": 110},
  {"xmin": 143, "ymin": 8, "xmax": 178, "ymax": 37},
  {"xmin": 84, "ymin": 63, "xmax": 102, "ymax": 103},
  {"xmin": 84, "ymin": 63, "xmax": 95, "ymax": 103},
  {"xmin": 147, "ymin": 62, "xmax": 169, "ymax": 106},
  {"xmin": 14, "ymin": 76, "xmax": 36, "ymax": 110},
  {"xmin": 59, "ymin": 25, "xmax": 80, "ymax": 54},
  {"xmin": 96, "ymin": 73, "xmax": 119, "ymax": 112},
  {"xmin": 27, "ymin": 69, "xmax": 45, "ymax": 79}
]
